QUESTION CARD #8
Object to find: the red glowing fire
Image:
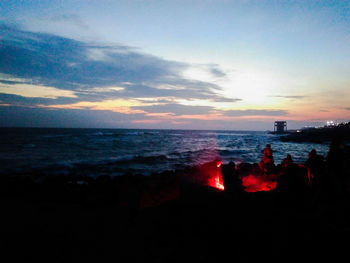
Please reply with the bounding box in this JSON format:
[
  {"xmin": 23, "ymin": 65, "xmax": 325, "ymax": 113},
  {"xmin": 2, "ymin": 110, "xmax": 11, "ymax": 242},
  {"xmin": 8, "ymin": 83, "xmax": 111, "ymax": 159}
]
[
  {"xmin": 241, "ymin": 174, "xmax": 277, "ymax": 192},
  {"xmin": 212, "ymin": 175, "xmax": 225, "ymax": 190},
  {"xmin": 194, "ymin": 160, "xmax": 225, "ymax": 191},
  {"xmin": 209, "ymin": 161, "xmax": 225, "ymax": 190}
]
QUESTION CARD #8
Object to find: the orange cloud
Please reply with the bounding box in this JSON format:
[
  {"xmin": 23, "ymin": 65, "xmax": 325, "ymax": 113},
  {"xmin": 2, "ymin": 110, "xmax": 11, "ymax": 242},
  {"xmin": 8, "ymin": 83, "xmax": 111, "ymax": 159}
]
[
  {"xmin": 40, "ymin": 99, "xmax": 146, "ymax": 114},
  {"xmin": 131, "ymin": 119, "xmax": 163, "ymax": 124}
]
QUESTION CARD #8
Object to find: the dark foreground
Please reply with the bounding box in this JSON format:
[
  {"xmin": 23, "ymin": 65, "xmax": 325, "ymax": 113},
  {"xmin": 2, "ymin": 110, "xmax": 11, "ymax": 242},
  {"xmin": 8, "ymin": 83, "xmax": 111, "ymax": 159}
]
[
  {"xmin": 1, "ymin": 162, "xmax": 349, "ymax": 263},
  {"xmin": 280, "ymin": 122, "xmax": 350, "ymax": 143}
]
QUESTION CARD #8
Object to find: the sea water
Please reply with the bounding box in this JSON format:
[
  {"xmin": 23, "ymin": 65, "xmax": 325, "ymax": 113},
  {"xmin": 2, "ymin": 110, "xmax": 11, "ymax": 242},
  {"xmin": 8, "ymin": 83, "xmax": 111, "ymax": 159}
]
[{"xmin": 0, "ymin": 128, "xmax": 329, "ymax": 177}]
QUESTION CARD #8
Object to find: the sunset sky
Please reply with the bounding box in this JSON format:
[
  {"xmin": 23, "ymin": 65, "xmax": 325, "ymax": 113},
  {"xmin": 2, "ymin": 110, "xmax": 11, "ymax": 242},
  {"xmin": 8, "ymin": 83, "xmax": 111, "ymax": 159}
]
[{"xmin": 1, "ymin": 0, "xmax": 350, "ymax": 130}]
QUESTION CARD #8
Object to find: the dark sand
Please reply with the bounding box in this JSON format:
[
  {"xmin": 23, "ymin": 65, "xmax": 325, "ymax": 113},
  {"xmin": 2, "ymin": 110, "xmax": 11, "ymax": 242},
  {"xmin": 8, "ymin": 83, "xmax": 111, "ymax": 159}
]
[{"xmin": 1, "ymin": 161, "xmax": 349, "ymax": 263}]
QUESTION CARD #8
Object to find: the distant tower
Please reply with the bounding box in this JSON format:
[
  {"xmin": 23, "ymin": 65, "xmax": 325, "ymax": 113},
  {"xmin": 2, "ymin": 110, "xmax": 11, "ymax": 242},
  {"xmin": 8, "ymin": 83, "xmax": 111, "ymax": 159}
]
[{"xmin": 274, "ymin": 121, "xmax": 287, "ymax": 133}]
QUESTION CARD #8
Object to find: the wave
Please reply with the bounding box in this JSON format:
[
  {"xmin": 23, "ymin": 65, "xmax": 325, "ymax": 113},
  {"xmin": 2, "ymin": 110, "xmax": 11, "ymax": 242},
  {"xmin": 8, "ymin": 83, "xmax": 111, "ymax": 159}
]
[
  {"xmin": 23, "ymin": 144, "xmax": 36, "ymax": 148},
  {"xmin": 218, "ymin": 149, "xmax": 247, "ymax": 156},
  {"xmin": 92, "ymin": 131, "xmax": 116, "ymax": 136},
  {"xmin": 124, "ymin": 131, "xmax": 145, "ymax": 136},
  {"xmin": 0, "ymin": 128, "xmax": 330, "ymax": 178}
]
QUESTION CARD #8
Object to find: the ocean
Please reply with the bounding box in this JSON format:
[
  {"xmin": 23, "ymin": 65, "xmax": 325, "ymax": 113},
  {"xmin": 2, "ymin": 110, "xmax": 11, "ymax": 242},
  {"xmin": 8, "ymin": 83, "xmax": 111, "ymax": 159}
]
[{"xmin": 0, "ymin": 128, "xmax": 329, "ymax": 177}]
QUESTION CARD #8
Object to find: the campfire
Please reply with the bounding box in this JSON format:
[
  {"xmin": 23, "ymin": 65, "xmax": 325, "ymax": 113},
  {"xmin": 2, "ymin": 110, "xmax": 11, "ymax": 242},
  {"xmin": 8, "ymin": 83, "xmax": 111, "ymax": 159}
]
[
  {"xmin": 194, "ymin": 159, "xmax": 280, "ymax": 192},
  {"xmin": 209, "ymin": 161, "xmax": 225, "ymax": 190},
  {"xmin": 194, "ymin": 160, "xmax": 225, "ymax": 191}
]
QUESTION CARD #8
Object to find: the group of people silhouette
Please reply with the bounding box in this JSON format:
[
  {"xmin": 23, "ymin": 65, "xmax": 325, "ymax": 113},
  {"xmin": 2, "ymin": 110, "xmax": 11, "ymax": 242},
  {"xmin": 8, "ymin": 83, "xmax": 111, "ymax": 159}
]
[{"xmin": 257, "ymin": 140, "xmax": 350, "ymax": 206}]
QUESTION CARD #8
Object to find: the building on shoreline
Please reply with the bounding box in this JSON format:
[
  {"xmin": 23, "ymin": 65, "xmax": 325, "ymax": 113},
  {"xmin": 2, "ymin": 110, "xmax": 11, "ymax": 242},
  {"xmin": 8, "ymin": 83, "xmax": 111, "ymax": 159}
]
[{"xmin": 274, "ymin": 121, "xmax": 287, "ymax": 133}]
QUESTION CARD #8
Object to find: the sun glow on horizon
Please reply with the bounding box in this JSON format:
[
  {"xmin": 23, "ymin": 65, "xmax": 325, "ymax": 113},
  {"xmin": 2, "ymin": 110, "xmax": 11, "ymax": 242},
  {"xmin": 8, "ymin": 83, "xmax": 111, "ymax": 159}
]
[
  {"xmin": 218, "ymin": 69, "xmax": 283, "ymax": 106},
  {"xmin": 182, "ymin": 64, "xmax": 289, "ymax": 108}
]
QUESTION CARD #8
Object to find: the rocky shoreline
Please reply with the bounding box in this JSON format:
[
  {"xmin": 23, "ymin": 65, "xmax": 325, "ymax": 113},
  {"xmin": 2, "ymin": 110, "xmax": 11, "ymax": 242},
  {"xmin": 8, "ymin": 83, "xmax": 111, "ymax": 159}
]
[
  {"xmin": 280, "ymin": 122, "xmax": 350, "ymax": 143},
  {"xmin": 1, "ymin": 150, "xmax": 350, "ymax": 262}
]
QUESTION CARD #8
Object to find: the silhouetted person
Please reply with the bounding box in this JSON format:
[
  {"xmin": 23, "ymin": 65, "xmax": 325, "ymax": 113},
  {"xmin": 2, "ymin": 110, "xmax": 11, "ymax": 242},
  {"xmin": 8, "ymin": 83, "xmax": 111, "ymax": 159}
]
[
  {"xmin": 327, "ymin": 138, "xmax": 347, "ymax": 191},
  {"xmin": 222, "ymin": 161, "xmax": 242, "ymax": 193},
  {"xmin": 261, "ymin": 144, "xmax": 274, "ymax": 163},
  {"xmin": 276, "ymin": 154, "xmax": 302, "ymax": 200},
  {"xmin": 260, "ymin": 144, "xmax": 275, "ymax": 175},
  {"xmin": 222, "ymin": 161, "xmax": 236, "ymax": 177},
  {"xmin": 281, "ymin": 154, "xmax": 294, "ymax": 169},
  {"xmin": 324, "ymin": 138, "xmax": 350, "ymax": 213},
  {"xmin": 304, "ymin": 149, "xmax": 324, "ymax": 188}
]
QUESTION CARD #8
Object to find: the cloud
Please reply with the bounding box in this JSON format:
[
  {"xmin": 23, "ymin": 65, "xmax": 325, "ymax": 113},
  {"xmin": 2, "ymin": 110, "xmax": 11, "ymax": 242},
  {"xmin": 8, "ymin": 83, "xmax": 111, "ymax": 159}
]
[
  {"xmin": 210, "ymin": 97, "xmax": 242, "ymax": 103},
  {"xmin": 0, "ymin": 24, "xmax": 234, "ymax": 105},
  {"xmin": 222, "ymin": 109, "xmax": 288, "ymax": 117},
  {"xmin": 40, "ymin": 99, "xmax": 147, "ymax": 115},
  {"xmin": 0, "ymin": 30, "xmax": 176, "ymax": 89},
  {"xmin": 207, "ymin": 64, "xmax": 227, "ymax": 78},
  {"xmin": 272, "ymin": 95, "xmax": 307, "ymax": 100},
  {"xmin": 0, "ymin": 79, "xmax": 26, "ymax": 85},
  {"xmin": 48, "ymin": 14, "xmax": 90, "ymax": 30},
  {"xmin": 0, "ymin": 83, "xmax": 77, "ymax": 99},
  {"xmin": 132, "ymin": 103, "xmax": 214, "ymax": 116},
  {"xmin": 0, "ymin": 105, "xmax": 146, "ymax": 128},
  {"xmin": 181, "ymin": 63, "xmax": 227, "ymax": 84},
  {"xmin": 0, "ymin": 24, "xmax": 247, "ymax": 128}
]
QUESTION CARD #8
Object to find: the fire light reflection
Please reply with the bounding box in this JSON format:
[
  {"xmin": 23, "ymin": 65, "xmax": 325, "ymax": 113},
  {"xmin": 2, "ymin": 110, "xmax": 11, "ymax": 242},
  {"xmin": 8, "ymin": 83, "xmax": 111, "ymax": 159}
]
[{"xmin": 241, "ymin": 174, "xmax": 277, "ymax": 192}]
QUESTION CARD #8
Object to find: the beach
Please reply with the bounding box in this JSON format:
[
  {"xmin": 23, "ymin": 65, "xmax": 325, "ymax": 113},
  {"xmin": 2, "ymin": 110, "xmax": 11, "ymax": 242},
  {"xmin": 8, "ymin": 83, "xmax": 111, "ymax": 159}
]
[
  {"xmin": 1, "ymin": 128, "xmax": 349, "ymax": 262},
  {"xmin": 1, "ymin": 150, "xmax": 350, "ymax": 262}
]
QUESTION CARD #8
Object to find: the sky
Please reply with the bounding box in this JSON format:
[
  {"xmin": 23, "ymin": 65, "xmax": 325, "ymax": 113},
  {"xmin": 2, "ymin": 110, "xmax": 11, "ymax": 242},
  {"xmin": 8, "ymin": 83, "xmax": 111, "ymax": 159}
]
[{"xmin": 0, "ymin": 0, "xmax": 350, "ymax": 130}]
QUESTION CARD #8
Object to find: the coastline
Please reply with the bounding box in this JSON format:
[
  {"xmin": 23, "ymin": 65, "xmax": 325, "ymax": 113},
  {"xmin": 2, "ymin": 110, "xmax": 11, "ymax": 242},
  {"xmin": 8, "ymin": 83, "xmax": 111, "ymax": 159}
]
[
  {"xmin": 1, "ymin": 149, "xmax": 350, "ymax": 262},
  {"xmin": 279, "ymin": 122, "xmax": 350, "ymax": 143}
]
